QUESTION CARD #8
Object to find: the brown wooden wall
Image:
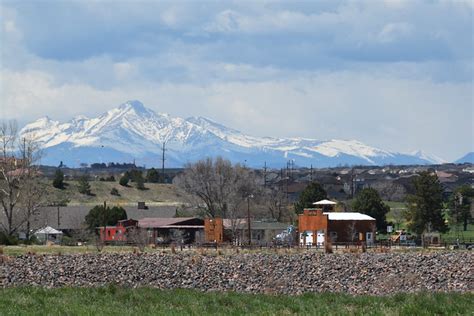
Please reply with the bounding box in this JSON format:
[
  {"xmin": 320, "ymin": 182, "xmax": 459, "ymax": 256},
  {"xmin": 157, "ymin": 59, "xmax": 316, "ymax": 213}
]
[
  {"xmin": 204, "ymin": 218, "xmax": 223, "ymax": 243},
  {"xmin": 298, "ymin": 209, "xmax": 329, "ymax": 232},
  {"xmin": 328, "ymin": 220, "xmax": 376, "ymax": 242}
]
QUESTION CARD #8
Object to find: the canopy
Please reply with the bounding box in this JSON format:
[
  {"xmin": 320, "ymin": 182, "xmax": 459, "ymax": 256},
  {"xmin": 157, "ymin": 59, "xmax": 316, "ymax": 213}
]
[
  {"xmin": 35, "ymin": 226, "xmax": 63, "ymax": 235},
  {"xmin": 313, "ymin": 199, "xmax": 337, "ymax": 205}
]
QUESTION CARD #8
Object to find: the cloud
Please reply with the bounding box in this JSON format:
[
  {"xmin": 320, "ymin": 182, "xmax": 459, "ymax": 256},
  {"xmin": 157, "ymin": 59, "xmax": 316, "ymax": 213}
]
[
  {"xmin": 0, "ymin": 0, "xmax": 472, "ymax": 161},
  {"xmin": 2, "ymin": 68, "xmax": 472, "ymax": 161}
]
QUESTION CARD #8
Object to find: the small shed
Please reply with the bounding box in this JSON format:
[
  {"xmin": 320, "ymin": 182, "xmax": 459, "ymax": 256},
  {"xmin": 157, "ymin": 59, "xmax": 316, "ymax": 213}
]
[{"xmin": 34, "ymin": 226, "xmax": 63, "ymax": 244}]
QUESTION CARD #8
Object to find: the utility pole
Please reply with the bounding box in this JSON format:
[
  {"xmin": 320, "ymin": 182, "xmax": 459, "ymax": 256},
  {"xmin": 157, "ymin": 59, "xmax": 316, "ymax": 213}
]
[
  {"xmin": 247, "ymin": 195, "xmax": 253, "ymax": 245},
  {"xmin": 263, "ymin": 161, "xmax": 267, "ymax": 188},
  {"xmin": 350, "ymin": 168, "xmax": 356, "ymax": 198},
  {"xmin": 310, "ymin": 164, "xmax": 313, "ymax": 182},
  {"xmin": 161, "ymin": 141, "xmax": 166, "ymax": 183},
  {"xmin": 22, "ymin": 137, "xmax": 26, "ymax": 164}
]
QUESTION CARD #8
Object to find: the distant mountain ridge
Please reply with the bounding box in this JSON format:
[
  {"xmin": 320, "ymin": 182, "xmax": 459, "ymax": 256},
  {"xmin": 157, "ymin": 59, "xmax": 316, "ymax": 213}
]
[
  {"xmin": 21, "ymin": 100, "xmax": 446, "ymax": 168},
  {"xmin": 455, "ymin": 152, "xmax": 474, "ymax": 164}
]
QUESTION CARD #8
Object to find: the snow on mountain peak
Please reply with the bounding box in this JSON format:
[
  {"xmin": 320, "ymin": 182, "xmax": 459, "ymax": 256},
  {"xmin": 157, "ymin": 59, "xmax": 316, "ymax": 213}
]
[
  {"xmin": 410, "ymin": 150, "xmax": 446, "ymax": 164},
  {"xmin": 20, "ymin": 100, "xmax": 443, "ymax": 167},
  {"xmin": 120, "ymin": 100, "xmax": 146, "ymax": 109}
]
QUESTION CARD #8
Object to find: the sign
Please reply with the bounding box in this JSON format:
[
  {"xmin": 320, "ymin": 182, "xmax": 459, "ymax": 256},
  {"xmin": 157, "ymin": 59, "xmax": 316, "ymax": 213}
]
[{"xmin": 387, "ymin": 225, "xmax": 393, "ymax": 233}]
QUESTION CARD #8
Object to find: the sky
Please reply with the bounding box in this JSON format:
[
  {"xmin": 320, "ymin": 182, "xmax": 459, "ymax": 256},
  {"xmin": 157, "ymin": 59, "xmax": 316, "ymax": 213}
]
[{"xmin": 0, "ymin": 0, "xmax": 473, "ymax": 162}]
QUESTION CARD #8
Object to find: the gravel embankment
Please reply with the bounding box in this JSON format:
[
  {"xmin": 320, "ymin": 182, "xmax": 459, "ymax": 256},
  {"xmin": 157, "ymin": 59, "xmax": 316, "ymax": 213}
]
[{"xmin": 3, "ymin": 252, "xmax": 473, "ymax": 295}]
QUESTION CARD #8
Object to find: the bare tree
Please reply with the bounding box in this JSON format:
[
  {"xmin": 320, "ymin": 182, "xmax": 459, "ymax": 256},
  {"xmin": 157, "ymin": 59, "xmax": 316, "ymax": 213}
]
[
  {"xmin": 0, "ymin": 121, "xmax": 44, "ymax": 237},
  {"xmin": 174, "ymin": 157, "xmax": 258, "ymax": 218},
  {"xmin": 127, "ymin": 228, "xmax": 148, "ymax": 252},
  {"xmin": 346, "ymin": 221, "xmax": 358, "ymax": 243},
  {"xmin": 21, "ymin": 177, "xmax": 47, "ymax": 240},
  {"xmin": 263, "ymin": 185, "xmax": 288, "ymax": 222}
]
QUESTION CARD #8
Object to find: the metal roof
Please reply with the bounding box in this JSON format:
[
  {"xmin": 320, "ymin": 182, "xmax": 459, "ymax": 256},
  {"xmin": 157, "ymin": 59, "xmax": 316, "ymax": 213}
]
[
  {"xmin": 138, "ymin": 217, "xmax": 200, "ymax": 228},
  {"xmin": 313, "ymin": 199, "xmax": 337, "ymax": 205},
  {"xmin": 34, "ymin": 226, "xmax": 63, "ymax": 235},
  {"xmin": 324, "ymin": 212, "xmax": 375, "ymax": 221}
]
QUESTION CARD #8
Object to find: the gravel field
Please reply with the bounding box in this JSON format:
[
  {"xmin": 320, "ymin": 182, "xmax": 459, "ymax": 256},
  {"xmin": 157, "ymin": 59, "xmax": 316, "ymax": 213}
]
[{"xmin": 3, "ymin": 252, "xmax": 473, "ymax": 295}]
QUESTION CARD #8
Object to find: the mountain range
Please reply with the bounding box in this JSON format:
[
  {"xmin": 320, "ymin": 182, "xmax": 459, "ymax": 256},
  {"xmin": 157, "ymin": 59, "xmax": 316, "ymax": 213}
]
[{"xmin": 20, "ymin": 100, "xmax": 449, "ymax": 168}]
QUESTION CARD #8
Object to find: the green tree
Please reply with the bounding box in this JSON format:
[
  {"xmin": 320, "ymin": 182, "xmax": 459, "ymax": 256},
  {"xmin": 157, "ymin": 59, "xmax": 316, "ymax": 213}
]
[
  {"xmin": 84, "ymin": 205, "xmax": 127, "ymax": 231},
  {"xmin": 119, "ymin": 174, "xmax": 129, "ymax": 186},
  {"xmin": 352, "ymin": 188, "xmax": 390, "ymax": 231},
  {"xmin": 449, "ymin": 185, "xmax": 473, "ymax": 232},
  {"xmin": 131, "ymin": 171, "xmax": 146, "ymax": 190},
  {"xmin": 52, "ymin": 169, "xmax": 65, "ymax": 189},
  {"xmin": 146, "ymin": 168, "xmax": 160, "ymax": 183},
  {"xmin": 294, "ymin": 182, "xmax": 327, "ymax": 214},
  {"xmin": 405, "ymin": 172, "xmax": 448, "ymax": 235},
  {"xmin": 77, "ymin": 175, "xmax": 91, "ymax": 195}
]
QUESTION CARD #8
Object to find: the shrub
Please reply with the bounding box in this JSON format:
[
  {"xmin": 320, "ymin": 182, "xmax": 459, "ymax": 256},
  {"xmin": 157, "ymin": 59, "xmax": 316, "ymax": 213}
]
[
  {"xmin": 78, "ymin": 175, "xmax": 92, "ymax": 195},
  {"xmin": 146, "ymin": 168, "xmax": 160, "ymax": 183},
  {"xmin": 119, "ymin": 174, "xmax": 129, "ymax": 186},
  {"xmin": 110, "ymin": 188, "xmax": 120, "ymax": 196},
  {"xmin": 0, "ymin": 232, "xmax": 19, "ymax": 245},
  {"xmin": 106, "ymin": 175, "xmax": 116, "ymax": 182}
]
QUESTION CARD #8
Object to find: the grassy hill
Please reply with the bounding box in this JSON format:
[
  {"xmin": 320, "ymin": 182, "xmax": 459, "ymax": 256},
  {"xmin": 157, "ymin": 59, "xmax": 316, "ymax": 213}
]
[{"xmin": 45, "ymin": 180, "xmax": 189, "ymax": 206}]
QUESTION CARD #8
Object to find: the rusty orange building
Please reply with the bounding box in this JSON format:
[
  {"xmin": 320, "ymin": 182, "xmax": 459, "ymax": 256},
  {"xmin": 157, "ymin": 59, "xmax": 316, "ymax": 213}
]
[
  {"xmin": 204, "ymin": 218, "xmax": 224, "ymax": 243},
  {"xmin": 298, "ymin": 209, "xmax": 376, "ymax": 246}
]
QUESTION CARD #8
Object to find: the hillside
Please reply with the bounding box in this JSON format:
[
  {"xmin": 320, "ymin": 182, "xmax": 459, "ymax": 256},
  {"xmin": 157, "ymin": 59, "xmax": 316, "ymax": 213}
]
[{"xmin": 45, "ymin": 180, "xmax": 188, "ymax": 206}]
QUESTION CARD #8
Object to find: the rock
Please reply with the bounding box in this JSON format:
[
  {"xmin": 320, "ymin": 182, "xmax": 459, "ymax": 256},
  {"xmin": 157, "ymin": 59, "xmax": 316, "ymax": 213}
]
[{"xmin": 3, "ymin": 252, "xmax": 473, "ymax": 295}]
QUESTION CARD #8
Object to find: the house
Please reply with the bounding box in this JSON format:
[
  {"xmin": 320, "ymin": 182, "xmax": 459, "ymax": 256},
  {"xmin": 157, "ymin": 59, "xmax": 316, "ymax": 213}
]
[
  {"xmin": 34, "ymin": 226, "xmax": 63, "ymax": 244},
  {"xmin": 98, "ymin": 219, "xmax": 138, "ymax": 242},
  {"xmin": 298, "ymin": 209, "xmax": 376, "ymax": 246},
  {"xmin": 138, "ymin": 217, "xmax": 205, "ymax": 244},
  {"xmin": 204, "ymin": 218, "xmax": 290, "ymax": 245}
]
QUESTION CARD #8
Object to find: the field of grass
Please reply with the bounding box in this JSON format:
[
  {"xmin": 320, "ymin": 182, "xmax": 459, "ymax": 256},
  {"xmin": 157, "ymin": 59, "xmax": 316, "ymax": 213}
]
[
  {"xmin": 0, "ymin": 287, "xmax": 472, "ymax": 315},
  {"xmin": 1, "ymin": 245, "xmax": 143, "ymax": 256},
  {"xmin": 441, "ymin": 224, "xmax": 474, "ymax": 242},
  {"xmin": 45, "ymin": 180, "xmax": 187, "ymax": 205}
]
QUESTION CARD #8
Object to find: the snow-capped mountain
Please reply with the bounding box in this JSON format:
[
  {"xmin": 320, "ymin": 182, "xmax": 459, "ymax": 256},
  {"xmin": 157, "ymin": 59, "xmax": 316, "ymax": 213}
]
[
  {"xmin": 455, "ymin": 152, "xmax": 474, "ymax": 164},
  {"xmin": 21, "ymin": 100, "xmax": 442, "ymax": 168}
]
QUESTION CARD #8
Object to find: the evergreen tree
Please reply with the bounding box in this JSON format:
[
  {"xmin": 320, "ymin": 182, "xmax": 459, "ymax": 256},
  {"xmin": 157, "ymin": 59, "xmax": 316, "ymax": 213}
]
[
  {"xmin": 134, "ymin": 172, "xmax": 146, "ymax": 190},
  {"xmin": 405, "ymin": 171, "xmax": 448, "ymax": 235},
  {"xmin": 449, "ymin": 185, "xmax": 473, "ymax": 232},
  {"xmin": 85, "ymin": 205, "xmax": 127, "ymax": 231},
  {"xmin": 146, "ymin": 168, "xmax": 160, "ymax": 183},
  {"xmin": 78, "ymin": 175, "xmax": 91, "ymax": 195},
  {"xmin": 352, "ymin": 188, "xmax": 390, "ymax": 231},
  {"xmin": 294, "ymin": 182, "xmax": 327, "ymax": 214},
  {"xmin": 119, "ymin": 173, "xmax": 129, "ymax": 186},
  {"xmin": 52, "ymin": 169, "xmax": 65, "ymax": 189}
]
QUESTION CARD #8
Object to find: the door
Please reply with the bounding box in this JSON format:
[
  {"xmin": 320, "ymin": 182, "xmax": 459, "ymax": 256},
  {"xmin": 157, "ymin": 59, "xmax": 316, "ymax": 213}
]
[
  {"xmin": 366, "ymin": 232, "xmax": 373, "ymax": 246},
  {"xmin": 317, "ymin": 230, "xmax": 325, "ymax": 246},
  {"xmin": 305, "ymin": 231, "xmax": 313, "ymax": 246}
]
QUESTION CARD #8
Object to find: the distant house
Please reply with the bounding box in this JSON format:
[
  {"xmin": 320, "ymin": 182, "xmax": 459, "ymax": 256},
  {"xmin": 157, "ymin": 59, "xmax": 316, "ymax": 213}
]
[
  {"xmin": 204, "ymin": 218, "xmax": 289, "ymax": 245},
  {"xmin": 34, "ymin": 226, "xmax": 63, "ymax": 244},
  {"xmin": 138, "ymin": 217, "xmax": 205, "ymax": 244},
  {"xmin": 298, "ymin": 209, "xmax": 376, "ymax": 246}
]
